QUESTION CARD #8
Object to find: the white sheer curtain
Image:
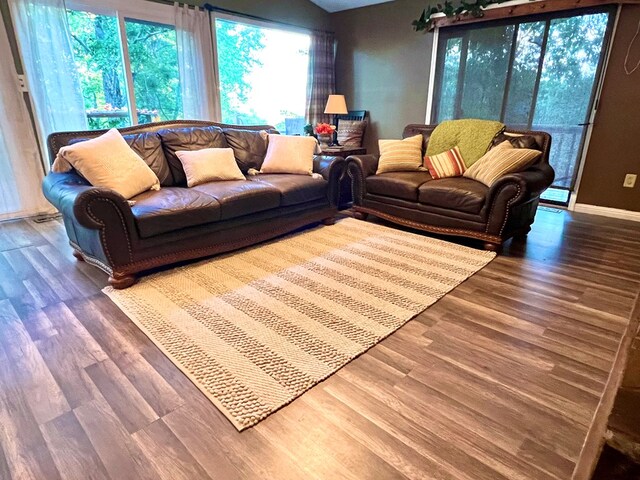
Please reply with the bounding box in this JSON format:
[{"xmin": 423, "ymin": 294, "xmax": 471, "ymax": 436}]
[
  {"xmin": 0, "ymin": 16, "xmax": 53, "ymax": 220},
  {"xmin": 174, "ymin": 2, "xmax": 219, "ymax": 121},
  {"xmin": 9, "ymin": 0, "xmax": 87, "ymax": 162}
]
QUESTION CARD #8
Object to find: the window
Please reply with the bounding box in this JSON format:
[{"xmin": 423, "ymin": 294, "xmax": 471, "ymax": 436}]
[
  {"xmin": 66, "ymin": 5, "xmax": 181, "ymax": 129},
  {"xmin": 431, "ymin": 7, "xmax": 615, "ymax": 205},
  {"xmin": 213, "ymin": 16, "xmax": 310, "ymax": 134}
]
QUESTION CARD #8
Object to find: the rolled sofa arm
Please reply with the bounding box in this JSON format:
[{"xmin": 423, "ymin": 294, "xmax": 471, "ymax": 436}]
[
  {"xmin": 484, "ymin": 163, "xmax": 555, "ymax": 236},
  {"xmin": 345, "ymin": 154, "xmax": 380, "ymax": 205},
  {"xmin": 42, "ymin": 172, "xmax": 137, "ymax": 267},
  {"xmin": 487, "ymin": 163, "xmax": 555, "ymax": 207},
  {"xmin": 313, "ymin": 155, "xmax": 346, "ymax": 206}
]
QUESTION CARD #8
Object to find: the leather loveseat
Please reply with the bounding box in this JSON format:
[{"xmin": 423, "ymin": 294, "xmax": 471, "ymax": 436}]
[
  {"xmin": 43, "ymin": 120, "xmax": 345, "ymax": 288},
  {"xmin": 346, "ymin": 124, "xmax": 554, "ymax": 250}
]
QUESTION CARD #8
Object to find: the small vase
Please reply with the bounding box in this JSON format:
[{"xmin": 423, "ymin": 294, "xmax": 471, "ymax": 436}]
[{"xmin": 317, "ymin": 134, "xmax": 332, "ymax": 149}]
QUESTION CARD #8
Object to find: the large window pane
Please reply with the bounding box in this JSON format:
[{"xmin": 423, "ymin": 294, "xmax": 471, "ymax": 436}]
[
  {"xmin": 459, "ymin": 25, "xmax": 514, "ymax": 120},
  {"xmin": 215, "ymin": 18, "xmax": 310, "ymax": 133},
  {"xmin": 125, "ymin": 19, "xmax": 182, "ymax": 124},
  {"xmin": 503, "ymin": 21, "xmax": 545, "ymax": 127},
  {"xmin": 67, "ymin": 10, "xmax": 131, "ymax": 129},
  {"xmin": 436, "ymin": 37, "xmax": 462, "ymax": 122},
  {"xmin": 533, "ymin": 13, "xmax": 609, "ymax": 188}
]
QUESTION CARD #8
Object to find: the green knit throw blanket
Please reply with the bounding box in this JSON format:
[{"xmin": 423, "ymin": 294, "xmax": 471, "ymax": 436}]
[{"xmin": 426, "ymin": 119, "xmax": 505, "ymax": 167}]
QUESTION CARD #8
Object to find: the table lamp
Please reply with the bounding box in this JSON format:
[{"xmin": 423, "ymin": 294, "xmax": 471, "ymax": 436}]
[{"xmin": 324, "ymin": 95, "xmax": 348, "ymax": 146}]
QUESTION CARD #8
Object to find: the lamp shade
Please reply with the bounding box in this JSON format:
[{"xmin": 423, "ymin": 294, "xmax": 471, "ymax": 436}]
[{"xmin": 324, "ymin": 95, "xmax": 348, "ymax": 115}]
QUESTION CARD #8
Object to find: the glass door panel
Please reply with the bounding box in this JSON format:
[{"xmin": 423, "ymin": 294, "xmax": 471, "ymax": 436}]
[
  {"xmin": 502, "ymin": 21, "xmax": 545, "ymax": 127},
  {"xmin": 532, "ymin": 13, "xmax": 609, "ymax": 189},
  {"xmin": 67, "ymin": 10, "xmax": 131, "ymax": 129},
  {"xmin": 125, "ymin": 19, "xmax": 182, "ymax": 124},
  {"xmin": 436, "ymin": 37, "xmax": 462, "ymax": 121},
  {"xmin": 459, "ymin": 25, "xmax": 514, "ymax": 120}
]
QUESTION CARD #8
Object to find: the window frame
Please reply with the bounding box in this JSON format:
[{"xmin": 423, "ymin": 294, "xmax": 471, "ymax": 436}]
[
  {"xmin": 65, "ymin": 0, "xmax": 180, "ymax": 126},
  {"xmin": 210, "ymin": 11, "xmax": 312, "ymax": 129}
]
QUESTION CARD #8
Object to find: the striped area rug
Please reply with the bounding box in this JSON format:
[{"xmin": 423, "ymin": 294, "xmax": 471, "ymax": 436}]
[{"xmin": 103, "ymin": 218, "xmax": 495, "ymax": 430}]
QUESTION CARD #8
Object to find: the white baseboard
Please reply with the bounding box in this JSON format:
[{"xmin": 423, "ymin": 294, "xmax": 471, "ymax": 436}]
[{"xmin": 573, "ymin": 203, "xmax": 640, "ymax": 222}]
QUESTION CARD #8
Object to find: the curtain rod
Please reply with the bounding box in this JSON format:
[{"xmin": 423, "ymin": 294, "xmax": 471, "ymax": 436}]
[
  {"xmin": 202, "ymin": 3, "xmax": 332, "ymax": 34},
  {"xmin": 152, "ymin": 1, "xmax": 333, "ymax": 34}
]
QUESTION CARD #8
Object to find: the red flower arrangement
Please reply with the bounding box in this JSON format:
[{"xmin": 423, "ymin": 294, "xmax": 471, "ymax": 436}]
[{"xmin": 315, "ymin": 123, "xmax": 336, "ymax": 135}]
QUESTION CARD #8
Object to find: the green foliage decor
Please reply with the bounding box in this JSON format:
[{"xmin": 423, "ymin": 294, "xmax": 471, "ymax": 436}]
[{"xmin": 413, "ymin": 0, "xmax": 511, "ymax": 32}]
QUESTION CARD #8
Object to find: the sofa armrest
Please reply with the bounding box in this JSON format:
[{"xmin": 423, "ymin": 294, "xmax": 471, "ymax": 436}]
[
  {"xmin": 484, "ymin": 164, "xmax": 555, "ymax": 236},
  {"xmin": 43, "ymin": 172, "xmax": 135, "ymax": 230},
  {"xmin": 487, "ymin": 163, "xmax": 555, "ymax": 206},
  {"xmin": 348, "ymin": 154, "xmax": 379, "ymax": 178},
  {"xmin": 313, "ymin": 155, "xmax": 344, "ymax": 181},
  {"xmin": 345, "ymin": 154, "xmax": 380, "ymax": 205},
  {"xmin": 43, "ymin": 172, "xmax": 138, "ymax": 268},
  {"xmin": 313, "ymin": 155, "xmax": 346, "ymax": 207}
]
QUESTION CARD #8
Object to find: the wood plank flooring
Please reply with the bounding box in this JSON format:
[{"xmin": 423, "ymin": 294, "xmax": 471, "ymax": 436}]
[{"xmin": 0, "ymin": 208, "xmax": 638, "ymax": 480}]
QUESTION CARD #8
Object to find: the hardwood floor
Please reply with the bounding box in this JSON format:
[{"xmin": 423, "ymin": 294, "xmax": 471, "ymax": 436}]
[{"xmin": 0, "ymin": 208, "xmax": 638, "ymax": 480}]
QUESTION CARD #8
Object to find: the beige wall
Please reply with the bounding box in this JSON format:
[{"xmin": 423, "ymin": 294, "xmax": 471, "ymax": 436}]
[
  {"xmin": 576, "ymin": 6, "xmax": 640, "ymax": 212},
  {"xmin": 331, "ymin": 0, "xmax": 434, "ymax": 153}
]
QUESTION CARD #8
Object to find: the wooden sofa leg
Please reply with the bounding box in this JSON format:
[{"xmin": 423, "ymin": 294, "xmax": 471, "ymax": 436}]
[
  {"xmin": 353, "ymin": 211, "xmax": 369, "ymax": 221},
  {"xmin": 483, "ymin": 242, "xmax": 500, "ymax": 252},
  {"xmin": 513, "ymin": 226, "xmax": 532, "ymax": 239},
  {"xmin": 322, "ymin": 217, "xmax": 336, "ymax": 226},
  {"xmin": 72, "ymin": 250, "xmax": 85, "ymax": 262},
  {"xmin": 108, "ymin": 274, "xmax": 137, "ymax": 289}
]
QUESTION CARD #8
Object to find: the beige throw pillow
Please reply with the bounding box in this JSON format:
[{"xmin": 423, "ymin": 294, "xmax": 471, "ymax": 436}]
[
  {"xmin": 337, "ymin": 120, "xmax": 366, "ymax": 147},
  {"xmin": 175, "ymin": 148, "xmax": 245, "ymax": 187},
  {"xmin": 463, "ymin": 141, "xmax": 541, "ymax": 187},
  {"xmin": 260, "ymin": 134, "xmax": 317, "ymax": 175},
  {"xmin": 376, "ymin": 134, "xmax": 425, "ymax": 174},
  {"xmin": 52, "ymin": 128, "xmax": 160, "ymax": 199}
]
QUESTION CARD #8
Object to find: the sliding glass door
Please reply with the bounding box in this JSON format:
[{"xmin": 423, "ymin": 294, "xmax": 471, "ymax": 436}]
[{"xmin": 431, "ymin": 7, "xmax": 615, "ymax": 205}]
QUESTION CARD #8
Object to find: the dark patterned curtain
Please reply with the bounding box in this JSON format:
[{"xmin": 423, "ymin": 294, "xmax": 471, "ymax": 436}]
[{"xmin": 305, "ymin": 31, "xmax": 336, "ymax": 127}]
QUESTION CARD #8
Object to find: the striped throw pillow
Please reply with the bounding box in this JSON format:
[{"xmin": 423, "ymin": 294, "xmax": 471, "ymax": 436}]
[
  {"xmin": 376, "ymin": 134, "xmax": 425, "ymax": 174},
  {"xmin": 424, "ymin": 146, "xmax": 466, "ymax": 179},
  {"xmin": 463, "ymin": 141, "xmax": 541, "ymax": 187}
]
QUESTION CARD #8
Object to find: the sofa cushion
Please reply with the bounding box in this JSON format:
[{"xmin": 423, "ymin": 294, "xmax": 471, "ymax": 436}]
[
  {"xmin": 193, "ymin": 181, "xmax": 281, "ymax": 220},
  {"xmin": 376, "ymin": 134, "xmax": 425, "ymax": 174},
  {"xmin": 131, "ymin": 188, "xmax": 221, "ymax": 238},
  {"xmin": 464, "ymin": 141, "xmax": 541, "ymax": 187},
  {"xmin": 337, "ymin": 120, "xmax": 366, "ymax": 147},
  {"xmin": 158, "ymin": 126, "xmax": 229, "ymax": 186},
  {"xmin": 248, "ymin": 174, "xmax": 327, "ymax": 206},
  {"xmin": 261, "ymin": 135, "xmax": 317, "ymax": 175},
  {"xmin": 176, "ymin": 148, "xmax": 245, "ymax": 187},
  {"xmin": 66, "ymin": 131, "xmax": 173, "ymax": 186},
  {"xmin": 124, "ymin": 132, "xmax": 173, "ymax": 186},
  {"xmin": 418, "ymin": 177, "xmax": 488, "ymax": 214},
  {"xmin": 52, "ymin": 128, "xmax": 160, "ymax": 200},
  {"xmin": 223, "ymin": 128, "xmax": 270, "ymax": 172},
  {"xmin": 366, "ymin": 171, "xmax": 433, "ymax": 202}
]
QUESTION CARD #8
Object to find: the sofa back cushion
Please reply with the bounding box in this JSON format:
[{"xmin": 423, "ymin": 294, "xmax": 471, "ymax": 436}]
[
  {"xmin": 158, "ymin": 126, "xmax": 229, "ymax": 186},
  {"xmin": 123, "ymin": 132, "xmax": 174, "ymax": 186},
  {"xmin": 223, "ymin": 128, "xmax": 273, "ymax": 172}
]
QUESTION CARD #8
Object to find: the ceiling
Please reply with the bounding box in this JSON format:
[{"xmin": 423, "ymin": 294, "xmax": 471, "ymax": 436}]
[{"xmin": 309, "ymin": 0, "xmax": 393, "ymax": 13}]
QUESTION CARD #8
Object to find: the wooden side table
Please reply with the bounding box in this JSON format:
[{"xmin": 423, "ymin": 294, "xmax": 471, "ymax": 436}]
[{"xmin": 319, "ymin": 146, "xmax": 366, "ymax": 157}]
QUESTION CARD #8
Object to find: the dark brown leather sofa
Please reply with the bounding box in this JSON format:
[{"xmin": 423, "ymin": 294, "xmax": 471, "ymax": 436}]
[
  {"xmin": 346, "ymin": 124, "xmax": 554, "ymax": 250},
  {"xmin": 43, "ymin": 120, "xmax": 345, "ymax": 288}
]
